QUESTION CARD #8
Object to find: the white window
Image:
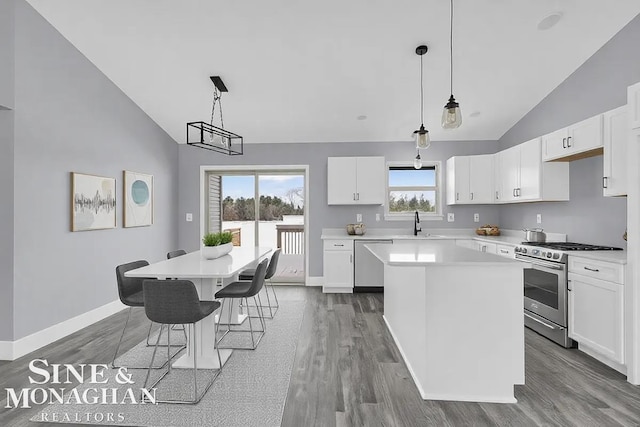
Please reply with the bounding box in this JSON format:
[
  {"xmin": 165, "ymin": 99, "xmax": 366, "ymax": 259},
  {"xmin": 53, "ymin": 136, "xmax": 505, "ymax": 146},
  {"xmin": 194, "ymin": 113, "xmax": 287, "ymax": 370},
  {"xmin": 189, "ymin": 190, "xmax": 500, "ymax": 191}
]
[{"xmin": 385, "ymin": 162, "xmax": 443, "ymax": 220}]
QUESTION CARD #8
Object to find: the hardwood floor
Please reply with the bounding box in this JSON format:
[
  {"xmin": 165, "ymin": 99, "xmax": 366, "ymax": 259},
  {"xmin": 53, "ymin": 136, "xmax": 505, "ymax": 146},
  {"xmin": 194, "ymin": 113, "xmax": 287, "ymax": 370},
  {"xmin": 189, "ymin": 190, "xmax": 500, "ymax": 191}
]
[{"xmin": 1, "ymin": 287, "xmax": 639, "ymax": 426}]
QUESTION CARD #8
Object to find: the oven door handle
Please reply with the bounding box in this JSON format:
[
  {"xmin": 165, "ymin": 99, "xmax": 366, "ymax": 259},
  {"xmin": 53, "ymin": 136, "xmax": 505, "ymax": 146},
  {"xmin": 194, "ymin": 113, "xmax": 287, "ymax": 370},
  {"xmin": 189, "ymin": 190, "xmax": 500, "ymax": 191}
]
[
  {"xmin": 516, "ymin": 256, "xmax": 564, "ymax": 270},
  {"xmin": 524, "ymin": 312, "xmax": 558, "ymax": 330}
]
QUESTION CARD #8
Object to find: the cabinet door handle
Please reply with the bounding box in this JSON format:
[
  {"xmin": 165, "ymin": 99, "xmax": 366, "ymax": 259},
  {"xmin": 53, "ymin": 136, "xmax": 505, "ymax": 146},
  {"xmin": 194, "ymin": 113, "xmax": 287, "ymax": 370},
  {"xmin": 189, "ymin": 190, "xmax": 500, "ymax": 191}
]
[
  {"xmin": 495, "ymin": 191, "xmax": 499, "ymax": 200},
  {"xmin": 334, "ymin": 244, "xmax": 344, "ymax": 247},
  {"xmin": 584, "ymin": 266, "xmax": 600, "ymax": 272},
  {"xmin": 456, "ymin": 192, "xmax": 459, "ymax": 201},
  {"xmin": 356, "ymin": 193, "xmax": 360, "ymax": 201},
  {"xmin": 567, "ymin": 136, "xmax": 572, "ymax": 147},
  {"xmin": 513, "ymin": 188, "xmax": 516, "ymax": 197},
  {"xmin": 350, "ymin": 254, "xmax": 353, "ymax": 263},
  {"xmin": 517, "ymin": 188, "xmax": 521, "ymax": 197},
  {"xmin": 470, "ymin": 192, "xmax": 474, "ymax": 200},
  {"xmin": 603, "ymin": 177, "xmax": 608, "ymax": 188},
  {"xmin": 562, "ymin": 137, "xmax": 567, "ymax": 149},
  {"xmin": 500, "ymin": 249, "xmax": 509, "ymax": 254}
]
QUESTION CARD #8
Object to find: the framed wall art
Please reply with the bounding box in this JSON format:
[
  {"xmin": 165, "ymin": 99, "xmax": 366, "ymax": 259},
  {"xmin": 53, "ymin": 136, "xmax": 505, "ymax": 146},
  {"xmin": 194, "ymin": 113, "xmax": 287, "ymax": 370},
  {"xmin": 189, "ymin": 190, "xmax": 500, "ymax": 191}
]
[
  {"xmin": 123, "ymin": 170, "xmax": 154, "ymax": 227},
  {"xmin": 71, "ymin": 172, "xmax": 117, "ymax": 231}
]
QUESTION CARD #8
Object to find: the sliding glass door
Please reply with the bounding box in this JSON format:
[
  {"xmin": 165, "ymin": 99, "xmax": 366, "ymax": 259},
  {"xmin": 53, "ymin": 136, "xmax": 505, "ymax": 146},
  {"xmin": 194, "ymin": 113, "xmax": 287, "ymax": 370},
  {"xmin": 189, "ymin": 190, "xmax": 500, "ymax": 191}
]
[{"xmin": 206, "ymin": 170, "xmax": 305, "ymax": 283}]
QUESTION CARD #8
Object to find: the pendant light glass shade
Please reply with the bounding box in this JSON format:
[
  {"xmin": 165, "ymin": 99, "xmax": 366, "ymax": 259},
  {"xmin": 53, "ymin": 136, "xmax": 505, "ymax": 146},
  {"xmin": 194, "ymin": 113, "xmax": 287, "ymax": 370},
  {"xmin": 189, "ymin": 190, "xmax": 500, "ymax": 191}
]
[
  {"xmin": 414, "ymin": 152, "xmax": 423, "ymax": 169},
  {"xmin": 442, "ymin": 95, "xmax": 462, "ymax": 129},
  {"xmin": 413, "ymin": 125, "xmax": 430, "ymax": 149}
]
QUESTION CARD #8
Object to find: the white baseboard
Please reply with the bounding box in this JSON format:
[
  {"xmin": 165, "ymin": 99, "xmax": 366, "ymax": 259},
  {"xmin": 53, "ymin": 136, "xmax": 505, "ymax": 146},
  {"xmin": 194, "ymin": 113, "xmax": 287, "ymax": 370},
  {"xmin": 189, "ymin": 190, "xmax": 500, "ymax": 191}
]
[
  {"xmin": 322, "ymin": 287, "xmax": 353, "ymax": 294},
  {"xmin": 306, "ymin": 276, "xmax": 324, "ymax": 287},
  {"xmin": 0, "ymin": 341, "xmax": 13, "ymax": 360},
  {"xmin": 0, "ymin": 299, "xmax": 125, "ymax": 361}
]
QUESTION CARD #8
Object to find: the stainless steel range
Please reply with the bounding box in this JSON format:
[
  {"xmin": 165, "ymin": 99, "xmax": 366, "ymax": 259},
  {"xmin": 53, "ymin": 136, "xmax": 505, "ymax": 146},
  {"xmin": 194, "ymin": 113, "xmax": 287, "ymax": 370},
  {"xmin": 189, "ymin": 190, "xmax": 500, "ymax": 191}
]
[{"xmin": 515, "ymin": 242, "xmax": 622, "ymax": 348}]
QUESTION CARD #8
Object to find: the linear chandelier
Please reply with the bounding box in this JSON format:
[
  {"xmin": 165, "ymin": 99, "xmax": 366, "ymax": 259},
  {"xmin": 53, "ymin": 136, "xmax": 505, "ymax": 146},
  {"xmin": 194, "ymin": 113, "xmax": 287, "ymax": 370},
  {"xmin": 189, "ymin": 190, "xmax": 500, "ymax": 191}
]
[{"xmin": 186, "ymin": 76, "xmax": 244, "ymax": 155}]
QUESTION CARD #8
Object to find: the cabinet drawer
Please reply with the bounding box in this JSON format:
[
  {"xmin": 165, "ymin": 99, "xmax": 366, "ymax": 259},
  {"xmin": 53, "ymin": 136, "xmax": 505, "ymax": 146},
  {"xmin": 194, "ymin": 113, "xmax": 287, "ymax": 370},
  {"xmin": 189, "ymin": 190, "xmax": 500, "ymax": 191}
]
[
  {"xmin": 568, "ymin": 257, "xmax": 624, "ymax": 284},
  {"xmin": 496, "ymin": 244, "xmax": 514, "ymax": 258},
  {"xmin": 323, "ymin": 239, "xmax": 353, "ymax": 251}
]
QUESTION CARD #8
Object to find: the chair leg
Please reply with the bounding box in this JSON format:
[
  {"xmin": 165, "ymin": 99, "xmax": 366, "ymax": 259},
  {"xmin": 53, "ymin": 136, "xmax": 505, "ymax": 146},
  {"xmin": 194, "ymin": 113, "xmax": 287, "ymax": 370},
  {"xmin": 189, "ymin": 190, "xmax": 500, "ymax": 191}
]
[
  {"xmin": 142, "ymin": 324, "xmax": 167, "ymax": 397},
  {"xmin": 269, "ymin": 279, "xmax": 280, "ymax": 313},
  {"xmin": 111, "ymin": 307, "xmax": 133, "ymax": 368}
]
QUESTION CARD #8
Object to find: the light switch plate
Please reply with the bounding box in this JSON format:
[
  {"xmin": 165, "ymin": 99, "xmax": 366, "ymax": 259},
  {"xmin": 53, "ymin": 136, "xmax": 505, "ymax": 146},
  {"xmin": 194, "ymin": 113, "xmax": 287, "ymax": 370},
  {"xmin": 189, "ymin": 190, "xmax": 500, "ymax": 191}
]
[
  {"xmin": 447, "ymin": 213, "xmax": 455, "ymax": 222},
  {"xmin": 186, "ymin": 213, "xmax": 193, "ymax": 222},
  {"xmin": 536, "ymin": 214, "xmax": 542, "ymax": 224},
  {"xmin": 474, "ymin": 213, "xmax": 480, "ymax": 223},
  {"xmin": 356, "ymin": 213, "xmax": 362, "ymax": 222}
]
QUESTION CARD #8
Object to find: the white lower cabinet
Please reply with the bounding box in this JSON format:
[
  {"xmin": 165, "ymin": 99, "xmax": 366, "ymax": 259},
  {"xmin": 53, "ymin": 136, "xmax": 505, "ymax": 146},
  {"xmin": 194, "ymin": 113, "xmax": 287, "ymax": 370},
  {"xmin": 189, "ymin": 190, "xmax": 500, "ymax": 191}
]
[
  {"xmin": 323, "ymin": 239, "xmax": 354, "ymax": 293},
  {"xmin": 496, "ymin": 244, "xmax": 514, "ymax": 258},
  {"xmin": 476, "ymin": 241, "xmax": 497, "ymax": 254},
  {"xmin": 568, "ymin": 260, "xmax": 625, "ymax": 370}
]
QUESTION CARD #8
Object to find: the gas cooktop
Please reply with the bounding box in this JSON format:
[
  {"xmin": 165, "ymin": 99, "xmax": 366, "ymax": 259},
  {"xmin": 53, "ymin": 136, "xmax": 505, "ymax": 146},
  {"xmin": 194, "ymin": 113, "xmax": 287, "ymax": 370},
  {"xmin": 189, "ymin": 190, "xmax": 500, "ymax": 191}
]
[{"xmin": 520, "ymin": 242, "xmax": 623, "ymax": 251}]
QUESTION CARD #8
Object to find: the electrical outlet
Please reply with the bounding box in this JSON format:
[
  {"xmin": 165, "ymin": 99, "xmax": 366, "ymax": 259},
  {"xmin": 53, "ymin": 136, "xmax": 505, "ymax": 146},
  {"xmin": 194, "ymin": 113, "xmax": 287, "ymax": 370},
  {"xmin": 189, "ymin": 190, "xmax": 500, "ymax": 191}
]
[
  {"xmin": 447, "ymin": 213, "xmax": 455, "ymax": 222},
  {"xmin": 356, "ymin": 213, "xmax": 362, "ymax": 222},
  {"xmin": 375, "ymin": 213, "xmax": 381, "ymax": 222},
  {"xmin": 474, "ymin": 213, "xmax": 480, "ymax": 223},
  {"xmin": 537, "ymin": 214, "xmax": 542, "ymax": 224},
  {"xmin": 186, "ymin": 213, "xmax": 193, "ymax": 222}
]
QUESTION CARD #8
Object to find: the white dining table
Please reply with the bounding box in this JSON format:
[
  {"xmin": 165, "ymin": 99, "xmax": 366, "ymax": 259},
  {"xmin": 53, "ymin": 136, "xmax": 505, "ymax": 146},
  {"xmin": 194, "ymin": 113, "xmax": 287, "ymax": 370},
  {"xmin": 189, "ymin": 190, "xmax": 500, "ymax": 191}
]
[{"xmin": 125, "ymin": 246, "xmax": 272, "ymax": 369}]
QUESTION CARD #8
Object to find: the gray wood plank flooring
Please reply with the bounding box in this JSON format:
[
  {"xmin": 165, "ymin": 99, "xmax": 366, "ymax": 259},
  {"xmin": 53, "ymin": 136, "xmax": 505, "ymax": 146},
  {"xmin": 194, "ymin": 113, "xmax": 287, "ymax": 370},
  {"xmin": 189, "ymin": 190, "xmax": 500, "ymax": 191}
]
[{"xmin": 1, "ymin": 287, "xmax": 639, "ymax": 427}]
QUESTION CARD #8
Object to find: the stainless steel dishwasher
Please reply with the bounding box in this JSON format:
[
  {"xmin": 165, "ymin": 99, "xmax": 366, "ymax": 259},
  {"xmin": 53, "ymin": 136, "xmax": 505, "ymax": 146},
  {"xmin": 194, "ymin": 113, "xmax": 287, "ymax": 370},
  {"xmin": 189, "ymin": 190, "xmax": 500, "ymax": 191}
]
[{"xmin": 354, "ymin": 239, "xmax": 393, "ymax": 292}]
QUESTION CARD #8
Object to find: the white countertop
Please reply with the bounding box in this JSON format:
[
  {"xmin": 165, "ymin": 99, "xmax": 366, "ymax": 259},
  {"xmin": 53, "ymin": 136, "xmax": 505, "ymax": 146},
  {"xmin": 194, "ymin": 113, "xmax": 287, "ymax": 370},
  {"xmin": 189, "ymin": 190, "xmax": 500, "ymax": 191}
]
[
  {"xmin": 365, "ymin": 241, "xmax": 529, "ymax": 267},
  {"xmin": 321, "ymin": 228, "xmax": 563, "ymax": 246},
  {"xmin": 568, "ymin": 251, "xmax": 627, "ymax": 265}
]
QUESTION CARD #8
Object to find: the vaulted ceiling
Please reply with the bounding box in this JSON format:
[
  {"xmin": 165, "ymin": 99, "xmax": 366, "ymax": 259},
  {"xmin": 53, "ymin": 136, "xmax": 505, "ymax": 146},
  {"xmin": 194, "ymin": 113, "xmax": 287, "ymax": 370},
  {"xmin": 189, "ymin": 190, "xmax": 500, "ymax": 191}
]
[{"xmin": 27, "ymin": 0, "xmax": 640, "ymax": 144}]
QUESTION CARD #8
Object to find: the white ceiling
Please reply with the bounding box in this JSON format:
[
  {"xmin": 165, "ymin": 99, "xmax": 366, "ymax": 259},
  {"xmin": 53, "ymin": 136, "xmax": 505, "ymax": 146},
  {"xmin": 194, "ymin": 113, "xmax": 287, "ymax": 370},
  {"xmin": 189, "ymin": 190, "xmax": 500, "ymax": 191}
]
[{"xmin": 26, "ymin": 0, "xmax": 640, "ymax": 144}]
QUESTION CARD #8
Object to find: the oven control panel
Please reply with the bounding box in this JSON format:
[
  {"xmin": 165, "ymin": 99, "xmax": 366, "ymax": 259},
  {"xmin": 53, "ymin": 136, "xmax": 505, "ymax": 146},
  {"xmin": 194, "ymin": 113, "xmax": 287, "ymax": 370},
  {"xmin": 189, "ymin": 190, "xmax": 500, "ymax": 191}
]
[{"xmin": 515, "ymin": 246, "xmax": 563, "ymax": 261}]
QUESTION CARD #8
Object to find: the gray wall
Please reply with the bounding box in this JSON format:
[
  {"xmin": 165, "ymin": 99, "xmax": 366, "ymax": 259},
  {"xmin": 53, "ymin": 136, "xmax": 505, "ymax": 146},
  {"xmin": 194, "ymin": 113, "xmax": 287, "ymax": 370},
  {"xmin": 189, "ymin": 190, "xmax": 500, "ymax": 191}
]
[
  {"xmin": 0, "ymin": 0, "xmax": 15, "ymax": 342},
  {"xmin": 497, "ymin": 13, "xmax": 640, "ymax": 247},
  {"xmin": 0, "ymin": 110, "xmax": 14, "ymax": 341},
  {"xmin": 11, "ymin": 0, "xmax": 179, "ymax": 340},
  {"xmin": 178, "ymin": 140, "xmax": 500, "ymax": 277},
  {"xmin": 0, "ymin": 0, "xmax": 14, "ymax": 109}
]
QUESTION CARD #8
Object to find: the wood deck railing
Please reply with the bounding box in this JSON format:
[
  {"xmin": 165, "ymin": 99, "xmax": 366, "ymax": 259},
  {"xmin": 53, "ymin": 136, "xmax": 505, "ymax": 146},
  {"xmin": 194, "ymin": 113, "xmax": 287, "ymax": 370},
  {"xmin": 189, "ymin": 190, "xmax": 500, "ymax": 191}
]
[{"xmin": 276, "ymin": 224, "xmax": 304, "ymax": 254}]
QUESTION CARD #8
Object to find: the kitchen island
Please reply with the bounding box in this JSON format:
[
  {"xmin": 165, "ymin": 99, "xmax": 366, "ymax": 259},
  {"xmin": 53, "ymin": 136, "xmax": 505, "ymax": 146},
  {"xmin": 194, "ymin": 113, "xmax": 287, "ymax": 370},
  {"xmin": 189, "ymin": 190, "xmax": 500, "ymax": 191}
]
[{"xmin": 366, "ymin": 240, "xmax": 529, "ymax": 404}]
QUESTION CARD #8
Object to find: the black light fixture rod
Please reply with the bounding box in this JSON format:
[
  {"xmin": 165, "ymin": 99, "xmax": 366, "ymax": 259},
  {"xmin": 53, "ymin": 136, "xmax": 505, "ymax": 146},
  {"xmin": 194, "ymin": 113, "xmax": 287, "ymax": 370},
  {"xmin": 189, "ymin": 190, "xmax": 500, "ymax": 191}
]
[
  {"xmin": 416, "ymin": 45, "xmax": 428, "ymax": 126},
  {"xmin": 450, "ymin": 0, "xmax": 454, "ymax": 95}
]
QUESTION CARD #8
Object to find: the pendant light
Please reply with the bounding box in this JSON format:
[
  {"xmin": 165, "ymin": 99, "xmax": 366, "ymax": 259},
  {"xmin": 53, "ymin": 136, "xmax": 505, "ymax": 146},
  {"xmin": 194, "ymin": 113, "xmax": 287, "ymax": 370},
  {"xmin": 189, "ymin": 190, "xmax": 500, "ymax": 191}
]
[
  {"xmin": 413, "ymin": 45, "xmax": 430, "ymax": 150},
  {"xmin": 413, "ymin": 151, "xmax": 423, "ymax": 170},
  {"xmin": 442, "ymin": 0, "xmax": 462, "ymax": 129},
  {"xmin": 186, "ymin": 76, "xmax": 244, "ymax": 155}
]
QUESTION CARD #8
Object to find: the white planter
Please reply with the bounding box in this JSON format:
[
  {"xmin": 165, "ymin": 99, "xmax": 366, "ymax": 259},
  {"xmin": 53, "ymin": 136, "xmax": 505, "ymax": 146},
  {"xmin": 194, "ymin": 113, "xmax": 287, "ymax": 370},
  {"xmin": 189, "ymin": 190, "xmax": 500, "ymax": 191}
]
[{"xmin": 201, "ymin": 242, "xmax": 233, "ymax": 259}]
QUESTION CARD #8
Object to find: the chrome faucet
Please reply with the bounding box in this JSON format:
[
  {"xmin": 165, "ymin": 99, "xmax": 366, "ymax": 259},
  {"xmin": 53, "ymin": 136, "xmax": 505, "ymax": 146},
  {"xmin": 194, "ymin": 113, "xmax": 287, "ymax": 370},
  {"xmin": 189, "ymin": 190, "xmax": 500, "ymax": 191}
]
[{"xmin": 414, "ymin": 211, "xmax": 422, "ymax": 236}]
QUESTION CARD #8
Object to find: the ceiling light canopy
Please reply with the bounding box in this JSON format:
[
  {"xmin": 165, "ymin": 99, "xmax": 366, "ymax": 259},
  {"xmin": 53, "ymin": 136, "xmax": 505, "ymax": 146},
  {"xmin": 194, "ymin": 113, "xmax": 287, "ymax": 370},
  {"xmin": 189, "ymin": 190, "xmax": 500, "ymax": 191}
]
[
  {"xmin": 442, "ymin": 0, "xmax": 462, "ymax": 129},
  {"xmin": 537, "ymin": 12, "xmax": 563, "ymax": 31},
  {"xmin": 186, "ymin": 76, "xmax": 243, "ymax": 155}
]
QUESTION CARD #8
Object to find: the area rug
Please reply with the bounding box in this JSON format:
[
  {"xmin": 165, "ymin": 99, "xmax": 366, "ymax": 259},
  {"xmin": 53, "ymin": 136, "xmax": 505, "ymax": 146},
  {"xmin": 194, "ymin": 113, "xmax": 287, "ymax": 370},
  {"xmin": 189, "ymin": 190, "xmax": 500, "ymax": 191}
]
[{"xmin": 31, "ymin": 301, "xmax": 305, "ymax": 427}]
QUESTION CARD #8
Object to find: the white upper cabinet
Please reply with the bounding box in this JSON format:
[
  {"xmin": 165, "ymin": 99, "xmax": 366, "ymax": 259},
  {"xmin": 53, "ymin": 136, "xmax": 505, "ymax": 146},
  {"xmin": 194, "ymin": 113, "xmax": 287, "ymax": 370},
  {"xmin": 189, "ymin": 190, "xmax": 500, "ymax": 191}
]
[
  {"xmin": 469, "ymin": 155, "xmax": 494, "ymax": 203},
  {"xmin": 446, "ymin": 155, "xmax": 493, "ymax": 205},
  {"xmin": 602, "ymin": 106, "xmax": 628, "ymax": 197},
  {"xmin": 327, "ymin": 157, "xmax": 385, "ymax": 205},
  {"xmin": 542, "ymin": 115, "xmax": 603, "ymax": 162},
  {"xmin": 629, "ymin": 82, "xmax": 640, "ymax": 130},
  {"xmin": 494, "ymin": 138, "xmax": 569, "ymax": 204}
]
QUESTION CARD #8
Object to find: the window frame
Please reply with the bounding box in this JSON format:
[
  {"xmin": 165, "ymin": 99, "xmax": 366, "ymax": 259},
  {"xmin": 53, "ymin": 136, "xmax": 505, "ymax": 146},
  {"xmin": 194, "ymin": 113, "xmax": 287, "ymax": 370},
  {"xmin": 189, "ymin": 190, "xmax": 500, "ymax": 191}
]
[{"xmin": 384, "ymin": 160, "xmax": 443, "ymax": 221}]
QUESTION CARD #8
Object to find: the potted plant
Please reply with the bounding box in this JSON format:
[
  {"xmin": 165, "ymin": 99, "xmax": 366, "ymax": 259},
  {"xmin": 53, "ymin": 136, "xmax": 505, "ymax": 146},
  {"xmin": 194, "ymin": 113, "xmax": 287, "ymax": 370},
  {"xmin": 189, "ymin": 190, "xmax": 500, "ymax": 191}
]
[{"xmin": 201, "ymin": 231, "xmax": 234, "ymax": 259}]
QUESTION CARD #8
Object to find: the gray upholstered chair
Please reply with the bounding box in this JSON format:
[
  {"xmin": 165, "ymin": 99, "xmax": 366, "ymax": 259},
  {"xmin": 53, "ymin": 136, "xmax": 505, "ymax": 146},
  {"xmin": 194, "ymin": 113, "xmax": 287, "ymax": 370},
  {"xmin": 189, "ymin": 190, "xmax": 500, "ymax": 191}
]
[
  {"xmin": 167, "ymin": 249, "xmax": 187, "ymax": 259},
  {"xmin": 238, "ymin": 249, "xmax": 281, "ymax": 318},
  {"xmin": 141, "ymin": 279, "xmax": 222, "ymax": 404},
  {"xmin": 113, "ymin": 261, "xmax": 184, "ymax": 369},
  {"xmin": 215, "ymin": 258, "xmax": 269, "ymax": 350}
]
